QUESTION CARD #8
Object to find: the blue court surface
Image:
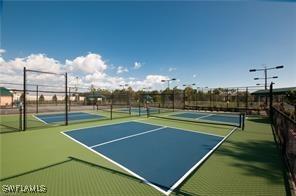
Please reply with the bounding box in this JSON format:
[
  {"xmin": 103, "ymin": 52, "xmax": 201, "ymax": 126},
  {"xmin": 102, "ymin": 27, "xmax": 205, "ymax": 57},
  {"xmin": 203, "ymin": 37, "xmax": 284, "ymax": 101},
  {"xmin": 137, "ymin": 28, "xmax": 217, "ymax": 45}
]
[
  {"xmin": 63, "ymin": 121, "xmax": 232, "ymax": 195},
  {"xmin": 171, "ymin": 112, "xmax": 241, "ymax": 126},
  {"xmin": 34, "ymin": 112, "xmax": 105, "ymax": 124}
]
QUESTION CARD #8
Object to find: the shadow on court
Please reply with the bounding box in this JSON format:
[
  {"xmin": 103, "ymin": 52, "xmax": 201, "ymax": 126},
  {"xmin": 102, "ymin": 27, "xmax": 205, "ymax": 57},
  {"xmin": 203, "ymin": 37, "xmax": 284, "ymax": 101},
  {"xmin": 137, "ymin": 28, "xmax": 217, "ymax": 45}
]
[
  {"xmin": 0, "ymin": 156, "xmax": 197, "ymax": 196},
  {"xmin": 175, "ymin": 129, "xmax": 290, "ymax": 195}
]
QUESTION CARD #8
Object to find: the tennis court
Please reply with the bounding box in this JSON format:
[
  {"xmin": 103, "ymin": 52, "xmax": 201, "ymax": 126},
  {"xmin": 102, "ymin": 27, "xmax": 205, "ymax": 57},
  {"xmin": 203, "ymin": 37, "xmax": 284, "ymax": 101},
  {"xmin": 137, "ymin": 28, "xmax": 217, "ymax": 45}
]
[
  {"xmin": 62, "ymin": 121, "xmax": 235, "ymax": 195},
  {"xmin": 34, "ymin": 112, "xmax": 105, "ymax": 124}
]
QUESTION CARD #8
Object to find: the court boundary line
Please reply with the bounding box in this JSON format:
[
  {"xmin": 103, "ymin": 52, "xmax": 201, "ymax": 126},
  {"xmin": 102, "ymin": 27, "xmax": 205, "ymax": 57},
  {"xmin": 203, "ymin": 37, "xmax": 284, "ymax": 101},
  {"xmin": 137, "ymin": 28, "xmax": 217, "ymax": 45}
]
[
  {"xmin": 89, "ymin": 126, "xmax": 167, "ymax": 148},
  {"xmin": 32, "ymin": 114, "xmax": 49, "ymax": 124},
  {"xmin": 63, "ymin": 120, "xmax": 150, "ymax": 134},
  {"xmin": 166, "ymin": 126, "xmax": 237, "ymax": 195},
  {"xmin": 195, "ymin": 113, "xmax": 214, "ymax": 120},
  {"xmin": 134, "ymin": 119, "xmax": 224, "ymax": 138},
  {"xmin": 61, "ymin": 131, "xmax": 168, "ymax": 195},
  {"xmin": 33, "ymin": 112, "xmax": 105, "ymax": 124},
  {"xmin": 61, "ymin": 120, "xmax": 233, "ymax": 195}
]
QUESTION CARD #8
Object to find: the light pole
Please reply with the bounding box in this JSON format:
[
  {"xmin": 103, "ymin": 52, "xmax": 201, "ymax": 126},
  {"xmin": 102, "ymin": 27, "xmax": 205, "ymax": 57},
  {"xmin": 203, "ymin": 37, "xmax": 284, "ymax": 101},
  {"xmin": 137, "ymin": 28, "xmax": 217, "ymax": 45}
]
[
  {"xmin": 161, "ymin": 78, "xmax": 176, "ymax": 90},
  {"xmin": 183, "ymin": 83, "xmax": 196, "ymax": 109},
  {"xmin": 250, "ymin": 65, "xmax": 283, "ymax": 108},
  {"xmin": 249, "ymin": 65, "xmax": 283, "ymax": 90}
]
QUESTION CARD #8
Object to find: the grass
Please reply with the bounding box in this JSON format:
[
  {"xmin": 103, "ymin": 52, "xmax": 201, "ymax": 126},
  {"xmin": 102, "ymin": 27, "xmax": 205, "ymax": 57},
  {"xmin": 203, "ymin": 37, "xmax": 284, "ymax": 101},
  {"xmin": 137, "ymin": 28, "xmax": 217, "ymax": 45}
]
[{"xmin": 0, "ymin": 114, "xmax": 288, "ymax": 195}]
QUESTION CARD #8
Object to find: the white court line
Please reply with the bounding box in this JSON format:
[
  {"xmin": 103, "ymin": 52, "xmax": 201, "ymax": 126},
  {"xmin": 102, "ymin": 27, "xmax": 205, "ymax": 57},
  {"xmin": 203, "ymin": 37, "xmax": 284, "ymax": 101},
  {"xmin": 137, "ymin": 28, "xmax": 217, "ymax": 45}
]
[
  {"xmin": 90, "ymin": 126, "xmax": 167, "ymax": 148},
  {"xmin": 37, "ymin": 112, "xmax": 98, "ymax": 120},
  {"xmin": 32, "ymin": 114, "xmax": 49, "ymax": 124},
  {"xmin": 63, "ymin": 119, "xmax": 151, "ymax": 134},
  {"xmin": 61, "ymin": 131, "xmax": 169, "ymax": 195},
  {"xmin": 61, "ymin": 120, "xmax": 233, "ymax": 195},
  {"xmin": 166, "ymin": 126, "xmax": 237, "ymax": 195},
  {"xmin": 195, "ymin": 114, "xmax": 214, "ymax": 120}
]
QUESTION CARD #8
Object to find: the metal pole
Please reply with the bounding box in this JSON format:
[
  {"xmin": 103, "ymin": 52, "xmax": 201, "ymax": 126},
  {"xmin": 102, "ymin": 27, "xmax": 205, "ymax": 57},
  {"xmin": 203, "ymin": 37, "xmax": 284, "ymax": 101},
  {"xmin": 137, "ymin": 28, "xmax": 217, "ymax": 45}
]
[
  {"xmin": 23, "ymin": 67, "xmax": 26, "ymax": 131},
  {"xmin": 236, "ymin": 88, "xmax": 239, "ymax": 108},
  {"xmin": 264, "ymin": 68, "xmax": 268, "ymax": 108},
  {"xmin": 264, "ymin": 68, "xmax": 267, "ymax": 90},
  {"xmin": 36, "ymin": 85, "xmax": 39, "ymax": 113},
  {"xmin": 68, "ymin": 87, "xmax": 71, "ymax": 112},
  {"xmin": 172, "ymin": 89, "xmax": 175, "ymax": 112},
  {"xmin": 65, "ymin": 73, "xmax": 68, "ymax": 125},
  {"xmin": 245, "ymin": 87, "xmax": 249, "ymax": 111},
  {"xmin": 19, "ymin": 106, "xmax": 23, "ymax": 131},
  {"xmin": 226, "ymin": 88, "xmax": 229, "ymax": 109},
  {"xmin": 269, "ymin": 82, "xmax": 273, "ymax": 120},
  {"xmin": 183, "ymin": 89, "xmax": 186, "ymax": 110},
  {"xmin": 195, "ymin": 88, "xmax": 198, "ymax": 111},
  {"xmin": 111, "ymin": 92, "xmax": 113, "ymax": 120}
]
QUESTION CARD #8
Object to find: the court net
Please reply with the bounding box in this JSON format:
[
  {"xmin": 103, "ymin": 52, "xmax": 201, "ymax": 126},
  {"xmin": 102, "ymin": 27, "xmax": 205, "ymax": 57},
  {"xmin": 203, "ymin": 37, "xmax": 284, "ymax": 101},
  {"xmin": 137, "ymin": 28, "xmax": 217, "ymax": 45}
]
[{"xmin": 147, "ymin": 107, "xmax": 245, "ymax": 129}]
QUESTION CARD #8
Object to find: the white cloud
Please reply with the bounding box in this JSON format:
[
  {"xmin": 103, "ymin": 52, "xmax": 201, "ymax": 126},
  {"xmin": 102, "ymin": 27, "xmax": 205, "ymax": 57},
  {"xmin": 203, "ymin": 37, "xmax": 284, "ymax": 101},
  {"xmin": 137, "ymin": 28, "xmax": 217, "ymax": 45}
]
[
  {"xmin": 193, "ymin": 74, "xmax": 197, "ymax": 78},
  {"xmin": 133, "ymin": 62, "xmax": 142, "ymax": 69},
  {"xmin": 65, "ymin": 53, "xmax": 107, "ymax": 74},
  {"xmin": 116, "ymin": 66, "xmax": 128, "ymax": 74},
  {"xmin": 0, "ymin": 51, "xmax": 168, "ymax": 91},
  {"xmin": 0, "ymin": 54, "xmax": 63, "ymax": 86},
  {"xmin": 168, "ymin": 67, "xmax": 176, "ymax": 72}
]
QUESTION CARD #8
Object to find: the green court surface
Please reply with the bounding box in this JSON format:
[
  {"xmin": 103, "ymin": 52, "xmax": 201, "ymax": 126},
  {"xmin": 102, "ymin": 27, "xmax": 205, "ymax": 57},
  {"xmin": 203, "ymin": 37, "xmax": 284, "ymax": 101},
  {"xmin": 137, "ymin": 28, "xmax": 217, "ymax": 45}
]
[{"xmin": 0, "ymin": 116, "xmax": 288, "ymax": 195}]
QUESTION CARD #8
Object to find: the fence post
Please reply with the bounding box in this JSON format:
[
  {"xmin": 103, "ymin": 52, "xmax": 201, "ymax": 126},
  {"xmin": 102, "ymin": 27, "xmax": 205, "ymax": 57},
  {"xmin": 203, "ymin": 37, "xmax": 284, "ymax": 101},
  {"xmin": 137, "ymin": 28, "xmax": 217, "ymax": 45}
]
[
  {"xmin": 65, "ymin": 73, "xmax": 68, "ymax": 126},
  {"xmin": 269, "ymin": 82, "xmax": 274, "ymax": 120},
  {"xmin": 245, "ymin": 87, "xmax": 248, "ymax": 113},
  {"xmin": 36, "ymin": 85, "xmax": 39, "ymax": 113},
  {"xmin": 23, "ymin": 67, "xmax": 26, "ymax": 131}
]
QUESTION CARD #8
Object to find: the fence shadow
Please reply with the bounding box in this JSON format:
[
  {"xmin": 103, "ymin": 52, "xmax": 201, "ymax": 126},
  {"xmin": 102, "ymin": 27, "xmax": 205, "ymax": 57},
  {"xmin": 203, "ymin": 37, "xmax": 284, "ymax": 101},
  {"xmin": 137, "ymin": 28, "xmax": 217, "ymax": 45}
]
[{"xmin": 175, "ymin": 138, "xmax": 290, "ymax": 195}]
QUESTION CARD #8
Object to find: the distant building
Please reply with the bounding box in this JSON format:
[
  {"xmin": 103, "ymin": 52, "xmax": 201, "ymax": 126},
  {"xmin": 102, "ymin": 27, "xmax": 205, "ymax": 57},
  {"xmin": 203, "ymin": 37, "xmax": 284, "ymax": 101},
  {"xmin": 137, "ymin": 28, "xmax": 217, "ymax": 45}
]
[{"xmin": 0, "ymin": 87, "xmax": 13, "ymax": 107}]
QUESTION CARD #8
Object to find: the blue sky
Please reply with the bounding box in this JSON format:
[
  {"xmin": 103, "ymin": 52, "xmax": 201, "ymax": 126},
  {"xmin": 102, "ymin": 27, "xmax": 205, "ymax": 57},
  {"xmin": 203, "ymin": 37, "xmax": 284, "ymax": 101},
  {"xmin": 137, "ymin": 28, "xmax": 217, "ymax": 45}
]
[{"xmin": 1, "ymin": 1, "xmax": 295, "ymax": 90}]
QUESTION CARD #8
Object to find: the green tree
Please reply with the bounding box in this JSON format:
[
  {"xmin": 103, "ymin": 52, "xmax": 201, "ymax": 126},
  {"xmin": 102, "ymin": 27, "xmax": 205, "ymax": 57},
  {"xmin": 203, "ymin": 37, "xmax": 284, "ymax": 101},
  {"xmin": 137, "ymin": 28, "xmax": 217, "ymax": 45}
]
[{"xmin": 39, "ymin": 94, "xmax": 45, "ymax": 103}]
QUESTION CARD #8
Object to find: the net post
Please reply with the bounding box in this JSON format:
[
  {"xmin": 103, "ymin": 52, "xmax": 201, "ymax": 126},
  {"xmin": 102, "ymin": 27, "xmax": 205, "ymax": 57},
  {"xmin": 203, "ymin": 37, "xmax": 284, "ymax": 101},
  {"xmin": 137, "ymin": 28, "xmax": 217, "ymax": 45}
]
[
  {"xmin": 241, "ymin": 113, "xmax": 245, "ymax": 130},
  {"xmin": 158, "ymin": 103, "xmax": 160, "ymax": 114},
  {"xmin": 23, "ymin": 67, "xmax": 26, "ymax": 131},
  {"xmin": 65, "ymin": 73, "xmax": 68, "ymax": 126},
  {"xmin": 146, "ymin": 105, "xmax": 150, "ymax": 118}
]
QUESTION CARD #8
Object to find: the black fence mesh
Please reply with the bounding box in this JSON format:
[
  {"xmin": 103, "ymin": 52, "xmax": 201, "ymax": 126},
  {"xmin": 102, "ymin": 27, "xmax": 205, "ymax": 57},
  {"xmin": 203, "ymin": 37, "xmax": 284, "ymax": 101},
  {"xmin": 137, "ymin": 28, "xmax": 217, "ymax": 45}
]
[
  {"xmin": 0, "ymin": 82, "xmax": 23, "ymax": 133},
  {"xmin": 271, "ymin": 106, "xmax": 296, "ymax": 184}
]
